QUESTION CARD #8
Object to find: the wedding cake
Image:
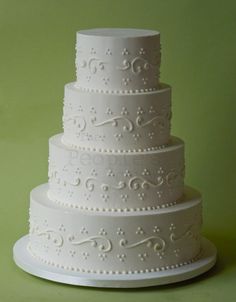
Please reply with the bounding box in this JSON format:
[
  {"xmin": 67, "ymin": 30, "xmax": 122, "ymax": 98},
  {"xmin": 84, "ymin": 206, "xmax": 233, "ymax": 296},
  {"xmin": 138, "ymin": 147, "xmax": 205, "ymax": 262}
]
[{"xmin": 14, "ymin": 28, "xmax": 216, "ymax": 287}]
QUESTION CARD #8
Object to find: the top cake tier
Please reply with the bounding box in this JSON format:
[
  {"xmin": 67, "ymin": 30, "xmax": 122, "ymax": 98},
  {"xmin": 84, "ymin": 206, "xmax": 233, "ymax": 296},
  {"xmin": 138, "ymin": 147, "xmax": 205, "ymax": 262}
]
[{"xmin": 75, "ymin": 28, "xmax": 161, "ymax": 93}]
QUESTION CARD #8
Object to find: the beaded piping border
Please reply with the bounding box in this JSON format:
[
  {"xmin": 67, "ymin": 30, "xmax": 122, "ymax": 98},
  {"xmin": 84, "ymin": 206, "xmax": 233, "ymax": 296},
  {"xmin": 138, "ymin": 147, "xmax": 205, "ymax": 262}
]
[
  {"xmin": 61, "ymin": 135, "xmax": 168, "ymax": 154},
  {"xmin": 47, "ymin": 190, "xmax": 184, "ymax": 213},
  {"xmin": 27, "ymin": 244, "xmax": 201, "ymax": 275},
  {"xmin": 73, "ymin": 83, "xmax": 159, "ymax": 95}
]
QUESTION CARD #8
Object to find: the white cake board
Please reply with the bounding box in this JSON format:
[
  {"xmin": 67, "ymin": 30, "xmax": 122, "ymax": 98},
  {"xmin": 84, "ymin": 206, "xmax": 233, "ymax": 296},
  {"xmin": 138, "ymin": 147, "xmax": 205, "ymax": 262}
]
[{"xmin": 13, "ymin": 235, "xmax": 216, "ymax": 288}]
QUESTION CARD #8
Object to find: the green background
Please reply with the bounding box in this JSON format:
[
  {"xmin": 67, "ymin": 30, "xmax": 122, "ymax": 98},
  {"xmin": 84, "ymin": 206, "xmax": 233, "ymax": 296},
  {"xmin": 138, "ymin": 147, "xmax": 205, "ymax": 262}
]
[{"xmin": 0, "ymin": 0, "xmax": 236, "ymax": 301}]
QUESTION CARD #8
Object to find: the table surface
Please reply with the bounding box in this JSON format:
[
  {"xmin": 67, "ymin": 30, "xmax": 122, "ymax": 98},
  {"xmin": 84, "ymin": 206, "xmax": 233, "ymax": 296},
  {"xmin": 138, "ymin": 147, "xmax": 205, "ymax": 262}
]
[{"xmin": 1, "ymin": 0, "xmax": 236, "ymax": 301}]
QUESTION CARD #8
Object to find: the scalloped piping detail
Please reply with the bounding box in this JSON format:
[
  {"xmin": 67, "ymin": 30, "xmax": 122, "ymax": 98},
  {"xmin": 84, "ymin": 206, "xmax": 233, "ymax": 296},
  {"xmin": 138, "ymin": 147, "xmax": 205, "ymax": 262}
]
[{"xmin": 27, "ymin": 244, "xmax": 201, "ymax": 275}]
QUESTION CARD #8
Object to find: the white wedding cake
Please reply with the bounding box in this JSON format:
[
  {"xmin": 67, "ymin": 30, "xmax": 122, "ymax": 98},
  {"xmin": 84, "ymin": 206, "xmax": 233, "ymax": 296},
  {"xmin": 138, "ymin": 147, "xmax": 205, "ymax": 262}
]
[{"xmin": 14, "ymin": 28, "xmax": 216, "ymax": 287}]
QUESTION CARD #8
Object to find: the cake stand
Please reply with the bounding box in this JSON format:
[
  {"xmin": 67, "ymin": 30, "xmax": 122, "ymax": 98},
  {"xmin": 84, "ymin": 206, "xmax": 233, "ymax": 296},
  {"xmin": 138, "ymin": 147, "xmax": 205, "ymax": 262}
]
[{"xmin": 13, "ymin": 235, "xmax": 216, "ymax": 288}]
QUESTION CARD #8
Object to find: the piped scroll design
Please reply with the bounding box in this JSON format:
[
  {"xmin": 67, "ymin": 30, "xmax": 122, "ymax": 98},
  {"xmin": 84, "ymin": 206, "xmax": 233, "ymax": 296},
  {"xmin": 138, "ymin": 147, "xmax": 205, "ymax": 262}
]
[
  {"xmin": 85, "ymin": 177, "xmax": 126, "ymax": 192},
  {"xmin": 116, "ymin": 57, "xmax": 158, "ymax": 75},
  {"xmin": 136, "ymin": 115, "xmax": 169, "ymax": 131},
  {"xmin": 35, "ymin": 229, "xmax": 64, "ymax": 247},
  {"xmin": 85, "ymin": 177, "xmax": 97, "ymax": 192},
  {"xmin": 63, "ymin": 115, "xmax": 86, "ymax": 133},
  {"xmin": 63, "ymin": 104, "xmax": 171, "ymax": 139},
  {"xmin": 101, "ymin": 181, "xmax": 126, "ymax": 191},
  {"xmin": 68, "ymin": 236, "xmax": 112, "ymax": 253},
  {"xmin": 128, "ymin": 168, "xmax": 183, "ymax": 191},
  {"xmin": 128, "ymin": 176, "xmax": 164, "ymax": 190},
  {"xmin": 91, "ymin": 116, "xmax": 134, "ymax": 133},
  {"xmin": 166, "ymin": 171, "xmax": 179, "ymax": 186},
  {"xmin": 55, "ymin": 166, "xmax": 182, "ymax": 194},
  {"xmin": 170, "ymin": 225, "xmax": 194, "ymax": 243},
  {"xmin": 120, "ymin": 236, "xmax": 166, "ymax": 253},
  {"xmin": 49, "ymin": 169, "xmax": 81, "ymax": 187},
  {"xmin": 68, "ymin": 178, "xmax": 81, "ymax": 187},
  {"xmin": 78, "ymin": 58, "xmax": 108, "ymax": 74}
]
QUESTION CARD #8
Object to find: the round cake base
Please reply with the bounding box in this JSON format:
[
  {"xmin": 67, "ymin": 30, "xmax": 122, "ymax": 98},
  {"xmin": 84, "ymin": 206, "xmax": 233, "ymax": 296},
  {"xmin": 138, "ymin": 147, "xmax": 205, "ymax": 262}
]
[{"xmin": 13, "ymin": 235, "xmax": 216, "ymax": 288}]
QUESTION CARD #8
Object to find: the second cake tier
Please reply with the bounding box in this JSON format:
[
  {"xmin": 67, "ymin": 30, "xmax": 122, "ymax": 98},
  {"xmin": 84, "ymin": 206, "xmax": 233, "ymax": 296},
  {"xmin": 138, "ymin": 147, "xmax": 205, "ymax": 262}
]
[
  {"xmin": 48, "ymin": 134, "xmax": 185, "ymax": 211},
  {"xmin": 62, "ymin": 82, "xmax": 171, "ymax": 151}
]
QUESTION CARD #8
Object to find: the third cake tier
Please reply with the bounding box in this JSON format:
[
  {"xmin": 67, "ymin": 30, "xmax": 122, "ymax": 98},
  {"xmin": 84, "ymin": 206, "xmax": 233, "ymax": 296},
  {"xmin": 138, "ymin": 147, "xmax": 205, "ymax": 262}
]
[{"xmin": 48, "ymin": 134, "xmax": 185, "ymax": 211}]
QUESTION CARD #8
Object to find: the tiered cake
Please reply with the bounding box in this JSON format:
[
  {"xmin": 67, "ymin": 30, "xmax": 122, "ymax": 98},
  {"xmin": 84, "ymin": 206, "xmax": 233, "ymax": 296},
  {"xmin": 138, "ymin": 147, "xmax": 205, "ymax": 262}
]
[{"xmin": 14, "ymin": 28, "xmax": 216, "ymax": 287}]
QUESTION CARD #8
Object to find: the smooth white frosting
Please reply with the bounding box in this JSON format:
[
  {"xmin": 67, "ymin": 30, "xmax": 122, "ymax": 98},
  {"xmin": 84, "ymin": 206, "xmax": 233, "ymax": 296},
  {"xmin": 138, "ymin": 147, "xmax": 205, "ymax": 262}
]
[
  {"xmin": 75, "ymin": 28, "xmax": 161, "ymax": 92},
  {"xmin": 62, "ymin": 83, "xmax": 171, "ymax": 151},
  {"xmin": 26, "ymin": 28, "xmax": 206, "ymax": 277},
  {"xmin": 29, "ymin": 184, "xmax": 202, "ymax": 275}
]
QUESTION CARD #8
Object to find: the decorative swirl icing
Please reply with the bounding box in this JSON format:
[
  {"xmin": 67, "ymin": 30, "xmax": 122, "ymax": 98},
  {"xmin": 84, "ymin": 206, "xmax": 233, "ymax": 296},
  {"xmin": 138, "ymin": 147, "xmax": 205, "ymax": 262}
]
[
  {"xmin": 128, "ymin": 176, "xmax": 164, "ymax": 190},
  {"xmin": 88, "ymin": 58, "xmax": 107, "ymax": 74},
  {"xmin": 166, "ymin": 171, "xmax": 178, "ymax": 186},
  {"xmin": 119, "ymin": 236, "xmax": 166, "ymax": 253},
  {"xmin": 101, "ymin": 181, "xmax": 126, "ymax": 191},
  {"xmin": 79, "ymin": 58, "xmax": 108, "ymax": 74},
  {"xmin": 36, "ymin": 230, "xmax": 64, "ymax": 247},
  {"xmin": 91, "ymin": 116, "xmax": 134, "ymax": 132},
  {"xmin": 68, "ymin": 235, "xmax": 112, "ymax": 253},
  {"xmin": 170, "ymin": 225, "xmax": 194, "ymax": 242},
  {"xmin": 85, "ymin": 178, "xmax": 126, "ymax": 192},
  {"xmin": 52, "ymin": 166, "xmax": 182, "ymax": 194},
  {"xmin": 63, "ymin": 115, "xmax": 86, "ymax": 132},
  {"xmin": 136, "ymin": 115, "xmax": 167, "ymax": 130},
  {"xmin": 116, "ymin": 57, "xmax": 158, "ymax": 75},
  {"xmin": 69, "ymin": 178, "xmax": 81, "ymax": 186},
  {"xmin": 85, "ymin": 177, "xmax": 97, "ymax": 192},
  {"xmin": 49, "ymin": 169, "xmax": 80, "ymax": 187}
]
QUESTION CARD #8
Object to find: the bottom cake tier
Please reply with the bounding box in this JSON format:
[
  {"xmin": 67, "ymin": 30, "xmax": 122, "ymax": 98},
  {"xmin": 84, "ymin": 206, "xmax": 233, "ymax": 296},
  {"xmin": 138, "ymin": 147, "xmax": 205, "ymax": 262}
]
[{"xmin": 28, "ymin": 184, "xmax": 202, "ymax": 275}]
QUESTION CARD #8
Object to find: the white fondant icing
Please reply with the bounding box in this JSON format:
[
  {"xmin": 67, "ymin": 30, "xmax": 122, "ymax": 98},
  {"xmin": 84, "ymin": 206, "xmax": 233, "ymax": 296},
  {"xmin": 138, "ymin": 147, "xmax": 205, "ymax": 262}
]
[
  {"xmin": 48, "ymin": 134, "xmax": 184, "ymax": 210},
  {"xmin": 76, "ymin": 28, "xmax": 161, "ymax": 92},
  {"xmin": 29, "ymin": 184, "xmax": 202, "ymax": 274},
  {"xmin": 62, "ymin": 83, "xmax": 171, "ymax": 150},
  {"xmin": 17, "ymin": 28, "xmax": 215, "ymax": 282}
]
